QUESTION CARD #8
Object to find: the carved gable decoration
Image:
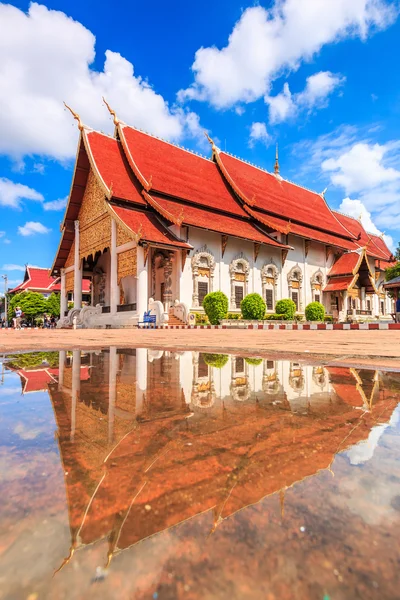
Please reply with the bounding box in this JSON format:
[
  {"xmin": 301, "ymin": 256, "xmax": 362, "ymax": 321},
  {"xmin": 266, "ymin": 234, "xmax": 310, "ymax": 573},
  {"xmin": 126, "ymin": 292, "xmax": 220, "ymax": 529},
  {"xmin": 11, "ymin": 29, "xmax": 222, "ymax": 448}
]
[
  {"xmin": 118, "ymin": 247, "xmax": 137, "ymax": 283},
  {"xmin": 78, "ymin": 169, "xmax": 112, "ymax": 260},
  {"xmin": 65, "ymin": 240, "xmax": 75, "ymax": 269}
]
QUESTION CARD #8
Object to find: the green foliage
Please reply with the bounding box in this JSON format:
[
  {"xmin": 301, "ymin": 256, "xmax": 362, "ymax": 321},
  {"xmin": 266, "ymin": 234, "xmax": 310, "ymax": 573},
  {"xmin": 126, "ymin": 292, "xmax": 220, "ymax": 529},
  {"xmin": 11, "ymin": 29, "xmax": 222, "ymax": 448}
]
[
  {"xmin": 203, "ymin": 353, "xmax": 229, "ymax": 368},
  {"xmin": 202, "ymin": 291, "xmax": 228, "ymax": 325},
  {"xmin": 7, "ymin": 351, "xmax": 59, "ymax": 370},
  {"xmin": 324, "ymin": 315, "xmax": 333, "ymax": 323},
  {"xmin": 226, "ymin": 312, "xmax": 242, "ymax": 320},
  {"xmin": 46, "ymin": 292, "xmax": 60, "ymax": 317},
  {"xmin": 245, "ymin": 357, "xmax": 263, "ymax": 366},
  {"xmin": 241, "ymin": 293, "xmax": 266, "ymax": 320},
  {"xmin": 193, "ymin": 312, "xmax": 209, "ymax": 325},
  {"xmin": 275, "ymin": 298, "xmax": 296, "ymax": 319},
  {"xmin": 305, "ymin": 301, "xmax": 325, "ymax": 321},
  {"xmin": 385, "ymin": 262, "xmax": 400, "ymax": 282},
  {"xmin": 394, "ymin": 243, "xmax": 400, "ymax": 262},
  {"xmin": 8, "ymin": 291, "xmax": 46, "ymax": 323}
]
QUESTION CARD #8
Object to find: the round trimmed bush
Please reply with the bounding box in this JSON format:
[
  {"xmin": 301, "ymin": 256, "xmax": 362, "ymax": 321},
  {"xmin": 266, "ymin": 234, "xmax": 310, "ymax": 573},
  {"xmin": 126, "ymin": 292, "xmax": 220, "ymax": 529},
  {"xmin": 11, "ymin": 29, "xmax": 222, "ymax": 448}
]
[
  {"xmin": 305, "ymin": 301, "xmax": 325, "ymax": 322},
  {"xmin": 245, "ymin": 357, "xmax": 263, "ymax": 366},
  {"xmin": 241, "ymin": 293, "xmax": 266, "ymax": 320},
  {"xmin": 202, "ymin": 291, "xmax": 228, "ymax": 325},
  {"xmin": 275, "ymin": 298, "xmax": 296, "ymax": 319},
  {"xmin": 203, "ymin": 353, "xmax": 229, "ymax": 368}
]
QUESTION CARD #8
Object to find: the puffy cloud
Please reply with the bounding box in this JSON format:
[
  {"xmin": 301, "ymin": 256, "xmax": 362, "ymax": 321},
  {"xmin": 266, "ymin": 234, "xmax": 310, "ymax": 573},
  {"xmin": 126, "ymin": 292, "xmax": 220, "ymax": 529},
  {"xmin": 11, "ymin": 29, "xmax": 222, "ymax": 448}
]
[
  {"xmin": 1, "ymin": 264, "xmax": 25, "ymax": 271},
  {"xmin": 0, "ymin": 3, "xmax": 203, "ymax": 161},
  {"xmin": 0, "ymin": 178, "xmax": 43, "ymax": 208},
  {"xmin": 179, "ymin": 0, "xmax": 397, "ymax": 109},
  {"xmin": 265, "ymin": 82, "xmax": 296, "ymax": 124},
  {"xmin": 249, "ymin": 122, "xmax": 271, "ymax": 147},
  {"xmin": 43, "ymin": 196, "xmax": 68, "ymax": 211},
  {"xmin": 339, "ymin": 198, "xmax": 394, "ymax": 250},
  {"xmin": 18, "ymin": 222, "xmax": 51, "ymax": 236}
]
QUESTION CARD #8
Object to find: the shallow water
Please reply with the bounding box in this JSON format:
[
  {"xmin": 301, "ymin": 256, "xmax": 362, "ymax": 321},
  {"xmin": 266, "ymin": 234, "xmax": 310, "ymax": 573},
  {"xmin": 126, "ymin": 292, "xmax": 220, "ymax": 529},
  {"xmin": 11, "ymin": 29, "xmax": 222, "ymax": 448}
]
[{"xmin": 0, "ymin": 348, "xmax": 400, "ymax": 600}]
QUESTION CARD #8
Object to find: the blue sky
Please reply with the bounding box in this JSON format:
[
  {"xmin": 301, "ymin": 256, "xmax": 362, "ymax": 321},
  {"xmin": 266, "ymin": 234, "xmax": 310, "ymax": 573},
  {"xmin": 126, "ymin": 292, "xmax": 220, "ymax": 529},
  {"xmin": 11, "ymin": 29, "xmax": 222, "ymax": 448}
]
[{"xmin": 1, "ymin": 0, "xmax": 400, "ymax": 289}]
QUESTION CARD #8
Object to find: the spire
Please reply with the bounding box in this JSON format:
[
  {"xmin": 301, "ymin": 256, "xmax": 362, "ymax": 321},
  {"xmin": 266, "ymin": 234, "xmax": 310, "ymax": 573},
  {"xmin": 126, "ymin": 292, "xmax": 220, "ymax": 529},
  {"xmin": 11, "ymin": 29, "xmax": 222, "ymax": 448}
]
[
  {"xmin": 204, "ymin": 131, "xmax": 217, "ymax": 153},
  {"xmin": 102, "ymin": 97, "xmax": 119, "ymax": 126},
  {"xmin": 274, "ymin": 143, "xmax": 280, "ymax": 175},
  {"xmin": 63, "ymin": 102, "xmax": 84, "ymax": 131}
]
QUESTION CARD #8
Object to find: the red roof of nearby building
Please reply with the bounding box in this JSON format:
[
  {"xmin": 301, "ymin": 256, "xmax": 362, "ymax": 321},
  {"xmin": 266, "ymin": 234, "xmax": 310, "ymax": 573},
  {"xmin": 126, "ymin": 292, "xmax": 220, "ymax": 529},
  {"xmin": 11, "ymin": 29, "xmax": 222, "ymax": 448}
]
[
  {"xmin": 120, "ymin": 126, "xmax": 246, "ymax": 216},
  {"xmin": 328, "ymin": 252, "xmax": 360, "ymax": 277},
  {"xmin": 11, "ymin": 267, "xmax": 61, "ymax": 294},
  {"xmin": 323, "ymin": 276, "xmax": 355, "ymax": 292},
  {"xmin": 148, "ymin": 194, "xmax": 289, "ymax": 248},
  {"xmin": 333, "ymin": 212, "xmax": 391, "ymax": 260},
  {"xmin": 19, "ymin": 369, "xmax": 57, "ymax": 394},
  {"xmin": 369, "ymin": 233, "xmax": 393, "ymax": 260},
  {"xmin": 110, "ymin": 205, "xmax": 192, "ymax": 250},
  {"xmin": 85, "ymin": 131, "xmax": 146, "ymax": 205},
  {"xmin": 215, "ymin": 151, "xmax": 355, "ymax": 240}
]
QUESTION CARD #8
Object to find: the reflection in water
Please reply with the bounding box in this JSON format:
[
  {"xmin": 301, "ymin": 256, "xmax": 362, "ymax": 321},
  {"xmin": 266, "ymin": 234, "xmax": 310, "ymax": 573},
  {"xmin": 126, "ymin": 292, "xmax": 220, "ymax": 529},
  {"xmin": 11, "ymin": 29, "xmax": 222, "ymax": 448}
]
[{"xmin": 1, "ymin": 349, "xmax": 400, "ymax": 599}]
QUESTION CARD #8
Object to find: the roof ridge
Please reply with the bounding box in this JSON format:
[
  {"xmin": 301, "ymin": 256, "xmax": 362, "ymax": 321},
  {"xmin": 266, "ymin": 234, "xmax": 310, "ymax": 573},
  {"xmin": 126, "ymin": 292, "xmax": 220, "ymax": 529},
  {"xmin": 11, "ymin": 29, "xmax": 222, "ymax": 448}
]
[{"xmin": 121, "ymin": 124, "xmax": 212, "ymax": 162}]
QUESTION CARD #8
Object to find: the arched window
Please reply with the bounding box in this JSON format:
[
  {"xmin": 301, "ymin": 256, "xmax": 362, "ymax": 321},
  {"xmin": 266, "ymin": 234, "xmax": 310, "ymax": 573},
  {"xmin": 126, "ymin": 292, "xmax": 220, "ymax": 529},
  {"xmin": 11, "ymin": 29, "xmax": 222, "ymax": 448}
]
[
  {"xmin": 191, "ymin": 248, "xmax": 215, "ymax": 308},
  {"xmin": 287, "ymin": 265, "xmax": 303, "ymax": 311},
  {"xmin": 261, "ymin": 263, "xmax": 279, "ymax": 312},
  {"xmin": 229, "ymin": 255, "xmax": 250, "ymax": 310},
  {"xmin": 310, "ymin": 269, "xmax": 324, "ymax": 303}
]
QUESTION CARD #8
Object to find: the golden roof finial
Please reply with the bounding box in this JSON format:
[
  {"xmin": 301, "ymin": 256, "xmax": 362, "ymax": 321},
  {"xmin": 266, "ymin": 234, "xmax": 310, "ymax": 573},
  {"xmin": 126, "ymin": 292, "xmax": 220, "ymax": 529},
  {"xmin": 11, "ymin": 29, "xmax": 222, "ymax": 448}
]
[
  {"xmin": 204, "ymin": 131, "xmax": 216, "ymax": 151},
  {"xmin": 102, "ymin": 97, "xmax": 119, "ymax": 126},
  {"xmin": 274, "ymin": 143, "xmax": 280, "ymax": 175},
  {"xmin": 64, "ymin": 102, "xmax": 84, "ymax": 131},
  {"xmin": 358, "ymin": 213, "xmax": 363, "ymax": 222}
]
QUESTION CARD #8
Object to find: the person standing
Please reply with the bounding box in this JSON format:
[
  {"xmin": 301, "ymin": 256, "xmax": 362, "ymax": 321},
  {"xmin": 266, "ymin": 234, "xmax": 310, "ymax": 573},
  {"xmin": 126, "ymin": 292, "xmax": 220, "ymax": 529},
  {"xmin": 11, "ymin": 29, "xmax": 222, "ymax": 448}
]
[
  {"xmin": 15, "ymin": 306, "xmax": 22, "ymax": 330},
  {"xmin": 396, "ymin": 296, "xmax": 400, "ymax": 323}
]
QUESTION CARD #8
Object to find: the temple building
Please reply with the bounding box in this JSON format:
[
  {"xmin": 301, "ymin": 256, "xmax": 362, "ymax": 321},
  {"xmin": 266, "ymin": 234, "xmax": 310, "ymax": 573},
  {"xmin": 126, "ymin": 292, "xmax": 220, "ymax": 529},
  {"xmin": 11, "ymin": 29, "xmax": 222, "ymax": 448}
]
[
  {"xmin": 10, "ymin": 265, "xmax": 91, "ymax": 303},
  {"xmin": 52, "ymin": 102, "xmax": 395, "ymax": 328}
]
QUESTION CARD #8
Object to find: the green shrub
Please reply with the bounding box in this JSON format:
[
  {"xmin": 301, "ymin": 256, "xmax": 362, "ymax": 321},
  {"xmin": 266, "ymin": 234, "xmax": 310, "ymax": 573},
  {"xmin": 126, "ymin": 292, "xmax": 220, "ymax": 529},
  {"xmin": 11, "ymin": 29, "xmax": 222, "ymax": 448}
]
[
  {"xmin": 305, "ymin": 301, "xmax": 325, "ymax": 322},
  {"xmin": 241, "ymin": 293, "xmax": 266, "ymax": 320},
  {"xmin": 193, "ymin": 312, "xmax": 209, "ymax": 325},
  {"xmin": 264, "ymin": 313, "xmax": 287, "ymax": 321},
  {"xmin": 294, "ymin": 313, "xmax": 304, "ymax": 322},
  {"xmin": 203, "ymin": 353, "xmax": 229, "ymax": 368},
  {"xmin": 226, "ymin": 312, "xmax": 242, "ymax": 320},
  {"xmin": 203, "ymin": 291, "xmax": 228, "ymax": 325},
  {"xmin": 275, "ymin": 299, "xmax": 296, "ymax": 319},
  {"xmin": 245, "ymin": 357, "xmax": 263, "ymax": 366},
  {"xmin": 324, "ymin": 315, "xmax": 333, "ymax": 323}
]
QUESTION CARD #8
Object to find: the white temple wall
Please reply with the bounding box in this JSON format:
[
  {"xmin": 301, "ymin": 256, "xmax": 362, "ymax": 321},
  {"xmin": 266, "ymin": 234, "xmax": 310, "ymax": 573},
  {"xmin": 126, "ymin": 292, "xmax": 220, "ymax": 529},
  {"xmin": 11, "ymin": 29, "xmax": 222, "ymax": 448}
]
[{"xmin": 121, "ymin": 275, "xmax": 137, "ymax": 305}]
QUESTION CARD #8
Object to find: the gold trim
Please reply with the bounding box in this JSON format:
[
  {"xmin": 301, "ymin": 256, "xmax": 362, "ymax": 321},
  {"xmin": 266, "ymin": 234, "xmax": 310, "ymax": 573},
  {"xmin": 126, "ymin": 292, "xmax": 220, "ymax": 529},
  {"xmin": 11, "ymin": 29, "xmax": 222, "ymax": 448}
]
[
  {"xmin": 117, "ymin": 124, "xmax": 152, "ymax": 191},
  {"xmin": 102, "ymin": 97, "xmax": 119, "ymax": 126},
  {"xmin": 142, "ymin": 191, "xmax": 184, "ymax": 226},
  {"xmin": 63, "ymin": 102, "xmax": 84, "ymax": 131}
]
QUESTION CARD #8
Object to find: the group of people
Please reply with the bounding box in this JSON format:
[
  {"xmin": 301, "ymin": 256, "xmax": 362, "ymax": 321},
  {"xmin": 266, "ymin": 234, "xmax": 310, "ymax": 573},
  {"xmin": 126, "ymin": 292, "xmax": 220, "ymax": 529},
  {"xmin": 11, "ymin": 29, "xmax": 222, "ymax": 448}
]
[{"xmin": 0, "ymin": 308, "xmax": 57, "ymax": 328}]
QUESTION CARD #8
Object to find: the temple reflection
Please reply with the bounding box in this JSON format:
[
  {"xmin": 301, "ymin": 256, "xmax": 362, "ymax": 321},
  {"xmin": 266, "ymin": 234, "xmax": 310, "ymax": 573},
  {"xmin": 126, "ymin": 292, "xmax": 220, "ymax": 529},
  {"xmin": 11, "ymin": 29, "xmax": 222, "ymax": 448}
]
[{"xmin": 4, "ymin": 349, "xmax": 399, "ymax": 572}]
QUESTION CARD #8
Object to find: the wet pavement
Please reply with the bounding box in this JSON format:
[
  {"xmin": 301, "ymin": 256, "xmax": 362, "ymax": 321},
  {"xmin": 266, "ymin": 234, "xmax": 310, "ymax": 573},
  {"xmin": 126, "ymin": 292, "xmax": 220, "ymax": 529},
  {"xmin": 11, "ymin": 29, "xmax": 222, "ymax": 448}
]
[{"xmin": 0, "ymin": 348, "xmax": 400, "ymax": 599}]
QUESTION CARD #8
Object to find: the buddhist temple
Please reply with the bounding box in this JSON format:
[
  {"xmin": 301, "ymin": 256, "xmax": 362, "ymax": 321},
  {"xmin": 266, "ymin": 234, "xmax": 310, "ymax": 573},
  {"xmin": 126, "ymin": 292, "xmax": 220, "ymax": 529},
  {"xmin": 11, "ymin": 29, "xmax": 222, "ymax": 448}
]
[
  {"xmin": 52, "ymin": 102, "xmax": 395, "ymax": 328},
  {"xmin": 10, "ymin": 265, "xmax": 90, "ymax": 303}
]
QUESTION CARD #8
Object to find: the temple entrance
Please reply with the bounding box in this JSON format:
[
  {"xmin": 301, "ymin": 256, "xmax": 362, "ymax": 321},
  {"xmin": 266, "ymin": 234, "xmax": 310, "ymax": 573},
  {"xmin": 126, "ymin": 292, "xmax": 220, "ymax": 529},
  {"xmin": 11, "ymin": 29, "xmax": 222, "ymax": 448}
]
[{"xmin": 150, "ymin": 248, "xmax": 177, "ymax": 311}]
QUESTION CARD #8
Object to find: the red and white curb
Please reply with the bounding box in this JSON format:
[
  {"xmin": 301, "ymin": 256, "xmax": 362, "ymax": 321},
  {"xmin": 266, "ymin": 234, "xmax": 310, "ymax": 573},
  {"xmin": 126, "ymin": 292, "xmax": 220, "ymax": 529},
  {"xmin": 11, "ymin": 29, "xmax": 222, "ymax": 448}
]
[{"xmin": 156, "ymin": 323, "xmax": 400, "ymax": 331}]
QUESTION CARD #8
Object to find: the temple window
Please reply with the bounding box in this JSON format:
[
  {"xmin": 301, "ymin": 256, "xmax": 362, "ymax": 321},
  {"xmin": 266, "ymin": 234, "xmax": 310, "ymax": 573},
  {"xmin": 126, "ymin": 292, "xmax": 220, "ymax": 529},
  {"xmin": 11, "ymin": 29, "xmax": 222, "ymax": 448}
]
[
  {"xmin": 310, "ymin": 270, "xmax": 324, "ymax": 303},
  {"xmin": 287, "ymin": 265, "xmax": 303, "ymax": 312},
  {"xmin": 191, "ymin": 248, "xmax": 215, "ymax": 308},
  {"xmin": 261, "ymin": 264, "xmax": 278, "ymax": 312},
  {"xmin": 229, "ymin": 255, "xmax": 250, "ymax": 310}
]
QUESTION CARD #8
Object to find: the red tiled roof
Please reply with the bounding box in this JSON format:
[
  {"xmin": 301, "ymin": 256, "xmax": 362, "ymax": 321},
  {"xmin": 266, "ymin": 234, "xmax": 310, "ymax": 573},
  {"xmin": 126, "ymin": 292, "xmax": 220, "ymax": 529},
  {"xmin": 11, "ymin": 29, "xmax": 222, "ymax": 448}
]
[
  {"xmin": 328, "ymin": 252, "xmax": 360, "ymax": 276},
  {"xmin": 378, "ymin": 259, "xmax": 394, "ymax": 271},
  {"xmin": 148, "ymin": 194, "xmax": 289, "ymax": 248},
  {"xmin": 85, "ymin": 131, "xmax": 146, "ymax": 205},
  {"xmin": 245, "ymin": 207, "xmax": 356, "ymax": 250},
  {"xmin": 369, "ymin": 234, "xmax": 393, "ymax": 261},
  {"xmin": 110, "ymin": 205, "xmax": 192, "ymax": 249},
  {"xmin": 119, "ymin": 126, "xmax": 246, "ymax": 216},
  {"xmin": 216, "ymin": 152, "xmax": 355, "ymax": 240},
  {"xmin": 11, "ymin": 267, "xmax": 61, "ymax": 294},
  {"xmin": 19, "ymin": 369, "xmax": 56, "ymax": 394},
  {"xmin": 333, "ymin": 212, "xmax": 390, "ymax": 260},
  {"xmin": 323, "ymin": 275, "xmax": 355, "ymax": 292}
]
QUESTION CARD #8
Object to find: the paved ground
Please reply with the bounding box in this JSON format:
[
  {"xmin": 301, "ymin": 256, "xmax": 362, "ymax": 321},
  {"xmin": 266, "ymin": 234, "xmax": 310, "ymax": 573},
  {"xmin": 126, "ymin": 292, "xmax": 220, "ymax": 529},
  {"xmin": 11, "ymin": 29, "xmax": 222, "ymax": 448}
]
[{"xmin": 1, "ymin": 328, "xmax": 400, "ymax": 370}]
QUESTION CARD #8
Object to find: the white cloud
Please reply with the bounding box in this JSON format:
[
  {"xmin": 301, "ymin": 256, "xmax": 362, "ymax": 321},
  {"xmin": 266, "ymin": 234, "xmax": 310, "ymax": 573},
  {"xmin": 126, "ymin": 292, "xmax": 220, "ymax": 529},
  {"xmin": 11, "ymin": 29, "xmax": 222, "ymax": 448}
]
[
  {"xmin": 179, "ymin": 1, "xmax": 397, "ymax": 109},
  {"xmin": 43, "ymin": 196, "xmax": 67, "ymax": 211},
  {"xmin": 0, "ymin": 3, "xmax": 203, "ymax": 161},
  {"xmin": 3, "ymin": 239, "xmax": 11, "ymax": 244},
  {"xmin": 0, "ymin": 231, "xmax": 5, "ymax": 238},
  {"xmin": 1, "ymin": 264, "xmax": 25, "ymax": 271},
  {"xmin": 18, "ymin": 222, "xmax": 51, "ymax": 236},
  {"xmin": 0, "ymin": 178, "xmax": 43, "ymax": 208},
  {"xmin": 340, "ymin": 198, "xmax": 394, "ymax": 249},
  {"xmin": 266, "ymin": 71, "xmax": 345, "ymax": 124},
  {"xmin": 249, "ymin": 122, "xmax": 271, "ymax": 147}
]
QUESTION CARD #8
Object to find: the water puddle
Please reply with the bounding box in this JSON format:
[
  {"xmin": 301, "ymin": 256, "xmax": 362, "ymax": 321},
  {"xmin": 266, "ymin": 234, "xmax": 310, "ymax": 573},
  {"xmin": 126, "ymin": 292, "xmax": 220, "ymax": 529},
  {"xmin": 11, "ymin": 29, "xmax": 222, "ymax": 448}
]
[{"xmin": 0, "ymin": 348, "xmax": 400, "ymax": 599}]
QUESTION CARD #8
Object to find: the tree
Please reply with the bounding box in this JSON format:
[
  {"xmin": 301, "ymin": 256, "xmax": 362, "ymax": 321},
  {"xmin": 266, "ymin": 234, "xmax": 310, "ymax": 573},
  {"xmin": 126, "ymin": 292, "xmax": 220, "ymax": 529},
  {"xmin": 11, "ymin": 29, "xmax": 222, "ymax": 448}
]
[
  {"xmin": 46, "ymin": 292, "xmax": 61, "ymax": 317},
  {"xmin": 385, "ymin": 262, "xmax": 400, "ymax": 282},
  {"xmin": 394, "ymin": 242, "xmax": 400, "ymax": 262},
  {"xmin": 8, "ymin": 291, "xmax": 47, "ymax": 324}
]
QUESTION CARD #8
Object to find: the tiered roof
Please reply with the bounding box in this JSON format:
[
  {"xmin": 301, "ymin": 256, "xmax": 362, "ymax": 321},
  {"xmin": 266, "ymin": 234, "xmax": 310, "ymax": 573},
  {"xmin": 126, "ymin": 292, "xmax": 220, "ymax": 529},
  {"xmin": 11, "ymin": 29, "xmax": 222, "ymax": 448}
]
[
  {"xmin": 52, "ymin": 106, "xmax": 395, "ymax": 274},
  {"xmin": 11, "ymin": 266, "xmax": 90, "ymax": 295}
]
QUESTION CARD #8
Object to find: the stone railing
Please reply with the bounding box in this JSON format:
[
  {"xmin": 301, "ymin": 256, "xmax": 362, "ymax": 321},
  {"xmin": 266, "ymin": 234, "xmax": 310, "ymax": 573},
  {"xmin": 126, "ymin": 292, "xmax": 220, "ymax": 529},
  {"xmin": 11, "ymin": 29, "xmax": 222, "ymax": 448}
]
[
  {"xmin": 172, "ymin": 300, "xmax": 189, "ymax": 324},
  {"xmin": 148, "ymin": 298, "xmax": 169, "ymax": 326}
]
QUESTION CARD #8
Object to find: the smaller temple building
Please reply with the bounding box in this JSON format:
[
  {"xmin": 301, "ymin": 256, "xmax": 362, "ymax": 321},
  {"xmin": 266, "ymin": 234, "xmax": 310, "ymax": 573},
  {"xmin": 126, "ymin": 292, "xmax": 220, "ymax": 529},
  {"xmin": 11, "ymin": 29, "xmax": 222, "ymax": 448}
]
[{"xmin": 10, "ymin": 265, "xmax": 90, "ymax": 304}]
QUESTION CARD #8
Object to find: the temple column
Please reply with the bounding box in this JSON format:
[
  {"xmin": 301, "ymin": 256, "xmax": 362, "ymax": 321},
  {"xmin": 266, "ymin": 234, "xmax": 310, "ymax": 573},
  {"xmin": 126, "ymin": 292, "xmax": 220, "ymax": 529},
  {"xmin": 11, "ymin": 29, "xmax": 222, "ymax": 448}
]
[
  {"xmin": 110, "ymin": 219, "xmax": 119, "ymax": 315},
  {"xmin": 108, "ymin": 346, "xmax": 117, "ymax": 444},
  {"xmin": 71, "ymin": 350, "xmax": 81, "ymax": 442},
  {"xmin": 137, "ymin": 245, "xmax": 149, "ymax": 319},
  {"xmin": 60, "ymin": 268, "xmax": 67, "ymax": 317},
  {"xmin": 58, "ymin": 350, "xmax": 66, "ymax": 391},
  {"xmin": 136, "ymin": 347, "xmax": 148, "ymax": 415},
  {"xmin": 163, "ymin": 252, "xmax": 174, "ymax": 311},
  {"xmin": 74, "ymin": 220, "xmax": 82, "ymax": 310},
  {"xmin": 361, "ymin": 287, "xmax": 366, "ymax": 311}
]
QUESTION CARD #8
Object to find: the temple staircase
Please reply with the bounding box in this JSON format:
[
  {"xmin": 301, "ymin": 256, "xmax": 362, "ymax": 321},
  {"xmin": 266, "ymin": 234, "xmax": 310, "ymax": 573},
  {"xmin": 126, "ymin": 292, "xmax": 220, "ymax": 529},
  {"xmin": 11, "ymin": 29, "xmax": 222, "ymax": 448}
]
[{"xmin": 168, "ymin": 307, "xmax": 186, "ymax": 326}]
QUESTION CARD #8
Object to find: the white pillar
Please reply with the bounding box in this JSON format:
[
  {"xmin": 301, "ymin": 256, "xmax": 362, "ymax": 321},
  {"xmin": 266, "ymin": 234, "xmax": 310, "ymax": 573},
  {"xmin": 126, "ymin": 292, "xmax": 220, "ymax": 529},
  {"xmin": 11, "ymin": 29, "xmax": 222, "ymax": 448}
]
[
  {"xmin": 71, "ymin": 350, "xmax": 81, "ymax": 442},
  {"xmin": 137, "ymin": 246, "xmax": 149, "ymax": 319},
  {"xmin": 60, "ymin": 268, "xmax": 67, "ymax": 317},
  {"xmin": 58, "ymin": 350, "xmax": 66, "ymax": 391},
  {"xmin": 110, "ymin": 219, "xmax": 119, "ymax": 315},
  {"xmin": 361, "ymin": 287, "xmax": 366, "ymax": 310},
  {"xmin": 74, "ymin": 221, "xmax": 82, "ymax": 310},
  {"xmin": 136, "ymin": 347, "xmax": 147, "ymax": 415},
  {"xmin": 108, "ymin": 346, "xmax": 117, "ymax": 444}
]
